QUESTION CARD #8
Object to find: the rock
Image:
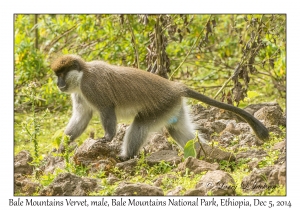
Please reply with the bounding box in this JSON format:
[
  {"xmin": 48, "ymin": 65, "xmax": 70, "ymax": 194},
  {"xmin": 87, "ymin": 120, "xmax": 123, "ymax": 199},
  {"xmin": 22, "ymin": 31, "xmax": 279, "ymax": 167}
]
[
  {"xmin": 204, "ymin": 120, "xmax": 227, "ymax": 134},
  {"xmin": 184, "ymin": 188, "xmax": 205, "ymax": 196},
  {"xmin": 143, "ymin": 133, "xmax": 173, "ymax": 153},
  {"xmin": 196, "ymin": 143, "xmax": 236, "ymax": 162},
  {"xmin": 110, "ymin": 124, "xmax": 128, "ymax": 143},
  {"xmin": 239, "ymin": 133, "xmax": 264, "ymax": 147},
  {"xmin": 193, "ymin": 106, "xmax": 239, "ymax": 127},
  {"xmin": 267, "ymin": 125, "xmax": 283, "ymax": 135},
  {"xmin": 115, "ymin": 158, "xmax": 138, "ymax": 175},
  {"xmin": 235, "ymin": 123, "xmax": 252, "ymax": 134},
  {"xmin": 241, "ymin": 164, "xmax": 286, "ymax": 194},
  {"xmin": 275, "ymin": 152, "xmax": 286, "ymax": 165},
  {"xmin": 272, "ymin": 140, "xmax": 286, "ymax": 151},
  {"xmin": 106, "ymin": 173, "xmax": 119, "ymax": 185},
  {"xmin": 153, "ymin": 174, "xmax": 177, "ymax": 187},
  {"xmin": 14, "ymin": 150, "xmax": 34, "ymax": 175},
  {"xmin": 222, "ymin": 122, "xmax": 241, "ymax": 135},
  {"xmin": 254, "ymin": 105, "xmax": 286, "ymax": 127},
  {"xmin": 73, "ymin": 138, "xmax": 118, "ymax": 174},
  {"xmin": 191, "ymin": 104, "xmax": 208, "ymax": 119},
  {"xmin": 42, "ymin": 156, "xmax": 65, "ymax": 174},
  {"xmin": 14, "ymin": 174, "xmax": 41, "ymax": 195},
  {"xmin": 212, "ymin": 107, "xmax": 237, "ymax": 121},
  {"xmin": 176, "ymin": 157, "xmax": 219, "ymax": 175},
  {"xmin": 194, "ymin": 170, "xmax": 236, "ymax": 196},
  {"xmin": 191, "ymin": 104, "xmax": 211, "ymax": 124},
  {"xmin": 73, "ymin": 124, "xmax": 127, "ymax": 167},
  {"xmin": 73, "ymin": 139, "xmax": 118, "ymax": 166},
  {"xmin": 89, "ymin": 158, "xmax": 117, "ymax": 174},
  {"xmin": 218, "ymin": 131, "xmax": 236, "ymax": 146},
  {"xmin": 247, "ymin": 159, "xmax": 260, "ymax": 170},
  {"xmin": 278, "ymin": 163, "xmax": 286, "ymax": 185},
  {"xmin": 243, "ymin": 102, "xmax": 279, "ymax": 115},
  {"xmin": 146, "ymin": 150, "xmax": 181, "ymax": 166},
  {"xmin": 114, "ymin": 183, "xmax": 164, "ymax": 196},
  {"xmin": 166, "ymin": 186, "xmax": 184, "ymax": 195},
  {"xmin": 236, "ymin": 149, "xmax": 267, "ymax": 160},
  {"xmin": 14, "ymin": 151, "xmax": 42, "ymax": 195},
  {"xmin": 40, "ymin": 173, "xmax": 99, "ymax": 196}
]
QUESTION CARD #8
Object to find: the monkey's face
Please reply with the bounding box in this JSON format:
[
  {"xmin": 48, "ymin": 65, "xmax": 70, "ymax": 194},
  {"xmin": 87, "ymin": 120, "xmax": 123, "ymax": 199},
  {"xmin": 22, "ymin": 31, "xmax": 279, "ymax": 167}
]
[{"xmin": 55, "ymin": 70, "xmax": 83, "ymax": 94}]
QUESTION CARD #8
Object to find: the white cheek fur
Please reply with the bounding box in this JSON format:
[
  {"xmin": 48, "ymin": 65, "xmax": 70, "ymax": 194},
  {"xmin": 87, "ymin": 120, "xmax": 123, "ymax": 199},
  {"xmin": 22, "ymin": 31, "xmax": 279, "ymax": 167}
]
[{"xmin": 64, "ymin": 70, "xmax": 83, "ymax": 93}]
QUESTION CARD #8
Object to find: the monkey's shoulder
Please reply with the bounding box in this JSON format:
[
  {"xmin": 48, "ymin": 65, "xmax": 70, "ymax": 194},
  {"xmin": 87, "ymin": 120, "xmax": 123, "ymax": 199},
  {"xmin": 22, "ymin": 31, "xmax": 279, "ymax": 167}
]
[
  {"xmin": 84, "ymin": 60, "xmax": 186, "ymax": 90},
  {"xmin": 86, "ymin": 60, "xmax": 158, "ymax": 78}
]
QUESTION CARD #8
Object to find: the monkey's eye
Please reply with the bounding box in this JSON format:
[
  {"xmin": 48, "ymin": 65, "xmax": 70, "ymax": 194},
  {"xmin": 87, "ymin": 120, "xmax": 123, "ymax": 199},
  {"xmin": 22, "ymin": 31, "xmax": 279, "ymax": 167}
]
[{"xmin": 57, "ymin": 73, "xmax": 64, "ymax": 77}]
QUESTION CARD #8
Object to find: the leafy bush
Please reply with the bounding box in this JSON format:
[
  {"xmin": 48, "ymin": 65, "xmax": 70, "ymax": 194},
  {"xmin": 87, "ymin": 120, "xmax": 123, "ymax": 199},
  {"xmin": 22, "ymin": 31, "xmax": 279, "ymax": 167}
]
[{"xmin": 14, "ymin": 14, "xmax": 286, "ymax": 113}]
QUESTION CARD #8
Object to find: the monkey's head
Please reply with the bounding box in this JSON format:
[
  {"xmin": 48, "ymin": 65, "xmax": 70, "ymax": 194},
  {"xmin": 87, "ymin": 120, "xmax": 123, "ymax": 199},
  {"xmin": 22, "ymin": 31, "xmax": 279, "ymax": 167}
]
[{"xmin": 51, "ymin": 55, "xmax": 86, "ymax": 93}]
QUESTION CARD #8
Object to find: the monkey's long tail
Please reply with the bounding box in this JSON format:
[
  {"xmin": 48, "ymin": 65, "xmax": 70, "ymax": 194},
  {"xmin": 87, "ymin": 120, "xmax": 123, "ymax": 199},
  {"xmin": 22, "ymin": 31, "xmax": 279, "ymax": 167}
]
[{"xmin": 185, "ymin": 88, "xmax": 269, "ymax": 140}]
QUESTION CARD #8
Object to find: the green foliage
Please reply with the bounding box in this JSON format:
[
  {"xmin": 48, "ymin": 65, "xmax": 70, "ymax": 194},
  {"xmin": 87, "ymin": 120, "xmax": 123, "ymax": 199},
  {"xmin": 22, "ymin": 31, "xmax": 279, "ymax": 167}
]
[
  {"xmin": 14, "ymin": 14, "xmax": 286, "ymax": 196},
  {"xmin": 92, "ymin": 170, "xmax": 107, "ymax": 179},
  {"xmin": 149, "ymin": 161, "xmax": 174, "ymax": 174},
  {"xmin": 16, "ymin": 82, "xmax": 49, "ymax": 166},
  {"xmin": 179, "ymin": 172, "xmax": 205, "ymax": 193},
  {"xmin": 71, "ymin": 164, "xmax": 89, "ymax": 177},
  {"xmin": 51, "ymin": 132, "xmax": 84, "ymax": 174},
  {"xmin": 61, "ymin": 134, "xmax": 72, "ymax": 170},
  {"xmin": 219, "ymin": 158, "xmax": 250, "ymax": 173},
  {"xmin": 89, "ymin": 184, "xmax": 117, "ymax": 196},
  {"xmin": 14, "ymin": 14, "xmax": 286, "ymax": 113},
  {"xmin": 51, "ymin": 129, "xmax": 65, "ymax": 150},
  {"xmin": 258, "ymin": 153, "xmax": 279, "ymax": 168},
  {"xmin": 257, "ymin": 130, "xmax": 284, "ymax": 168},
  {"xmin": 39, "ymin": 173, "xmax": 56, "ymax": 187},
  {"xmin": 183, "ymin": 139, "xmax": 197, "ymax": 158}
]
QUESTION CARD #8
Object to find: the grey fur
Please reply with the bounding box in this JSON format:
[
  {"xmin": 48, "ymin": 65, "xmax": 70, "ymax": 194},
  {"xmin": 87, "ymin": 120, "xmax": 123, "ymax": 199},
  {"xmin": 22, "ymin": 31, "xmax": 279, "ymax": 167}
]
[
  {"xmin": 51, "ymin": 54, "xmax": 269, "ymax": 159},
  {"xmin": 65, "ymin": 93, "xmax": 93, "ymax": 142}
]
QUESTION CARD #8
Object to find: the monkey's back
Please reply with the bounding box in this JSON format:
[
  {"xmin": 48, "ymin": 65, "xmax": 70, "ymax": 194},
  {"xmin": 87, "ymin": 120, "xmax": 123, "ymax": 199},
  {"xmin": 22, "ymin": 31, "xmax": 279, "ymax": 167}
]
[{"xmin": 81, "ymin": 61, "xmax": 185, "ymax": 118}]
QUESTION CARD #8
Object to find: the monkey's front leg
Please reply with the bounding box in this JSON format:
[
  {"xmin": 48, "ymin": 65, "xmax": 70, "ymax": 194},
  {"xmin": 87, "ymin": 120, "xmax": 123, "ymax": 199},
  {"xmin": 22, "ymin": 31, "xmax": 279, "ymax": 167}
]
[
  {"xmin": 58, "ymin": 94, "xmax": 93, "ymax": 152},
  {"xmin": 99, "ymin": 107, "xmax": 117, "ymax": 142}
]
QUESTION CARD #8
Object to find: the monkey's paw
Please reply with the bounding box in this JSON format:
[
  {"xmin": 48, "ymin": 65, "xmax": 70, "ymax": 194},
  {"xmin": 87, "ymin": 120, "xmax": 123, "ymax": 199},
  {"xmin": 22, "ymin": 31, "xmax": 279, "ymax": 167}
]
[{"xmin": 117, "ymin": 155, "xmax": 130, "ymax": 162}]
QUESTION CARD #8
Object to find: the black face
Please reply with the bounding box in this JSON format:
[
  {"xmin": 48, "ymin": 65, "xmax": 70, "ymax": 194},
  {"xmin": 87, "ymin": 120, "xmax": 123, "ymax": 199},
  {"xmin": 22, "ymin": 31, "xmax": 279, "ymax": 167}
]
[
  {"xmin": 54, "ymin": 67, "xmax": 68, "ymax": 91},
  {"xmin": 56, "ymin": 73, "xmax": 67, "ymax": 91},
  {"xmin": 54, "ymin": 60, "xmax": 81, "ymax": 92}
]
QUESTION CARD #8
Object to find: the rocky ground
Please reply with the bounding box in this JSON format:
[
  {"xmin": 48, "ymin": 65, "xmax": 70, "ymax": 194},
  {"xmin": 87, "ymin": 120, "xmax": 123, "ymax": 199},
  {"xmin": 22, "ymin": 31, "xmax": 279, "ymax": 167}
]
[{"xmin": 14, "ymin": 102, "xmax": 286, "ymax": 196}]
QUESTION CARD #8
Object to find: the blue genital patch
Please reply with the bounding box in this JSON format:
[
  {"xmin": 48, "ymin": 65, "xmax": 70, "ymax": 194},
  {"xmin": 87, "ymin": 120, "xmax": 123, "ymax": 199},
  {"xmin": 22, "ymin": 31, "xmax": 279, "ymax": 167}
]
[{"xmin": 168, "ymin": 116, "xmax": 178, "ymax": 124}]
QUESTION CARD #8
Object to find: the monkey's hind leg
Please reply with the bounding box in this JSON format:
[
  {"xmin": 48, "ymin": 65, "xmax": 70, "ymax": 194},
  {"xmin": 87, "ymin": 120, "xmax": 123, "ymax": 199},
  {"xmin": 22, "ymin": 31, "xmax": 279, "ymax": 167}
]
[
  {"xmin": 99, "ymin": 107, "xmax": 117, "ymax": 142},
  {"xmin": 166, "ymin": 103, "xmax": 196, "ymax": 149},
  {"xmin": 120, "ymin": 117, "xmax": 152, "ymax": 159}
]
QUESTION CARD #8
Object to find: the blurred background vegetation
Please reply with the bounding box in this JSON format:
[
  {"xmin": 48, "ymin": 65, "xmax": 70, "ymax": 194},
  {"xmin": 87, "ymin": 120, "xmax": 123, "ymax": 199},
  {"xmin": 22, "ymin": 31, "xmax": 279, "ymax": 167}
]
[
  {"xmin": 14, "ymin": 14, "xmax": 286, "ymax": 112},
  {"xmin": 13, "ymin": 15, "xmax": 287, "ymax": 196},
  {"xmin": 14, "ymin": 14, "xmax": 286, "ymax": 154}
]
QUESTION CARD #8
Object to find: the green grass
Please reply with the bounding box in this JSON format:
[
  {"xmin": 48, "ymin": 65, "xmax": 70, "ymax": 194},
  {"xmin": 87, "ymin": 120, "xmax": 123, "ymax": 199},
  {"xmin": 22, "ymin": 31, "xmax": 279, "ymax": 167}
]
[
  {"xmin": 14, "ymin": 109, "xmax": 104, "ymax": 155},
  {"xmin": 14, "ymin": 107, "xmax": 286, "ymax": 196}
]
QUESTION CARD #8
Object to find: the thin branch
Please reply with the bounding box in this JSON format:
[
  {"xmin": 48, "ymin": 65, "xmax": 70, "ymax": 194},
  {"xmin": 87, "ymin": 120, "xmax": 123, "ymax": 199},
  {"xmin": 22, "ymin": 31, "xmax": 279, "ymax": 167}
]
[
  {"xmin": 127, "ymin": 15, "xmax": 140, "ymax": 69},
  {"xmin": 213, "ymin": 17, "xmax": 268, "ymax": 99},
  {"xmin": 78, "ymin": 28, "xmax": 124, "ymax": 56},
  {"xmin": 169, "ymin": 15, "xmax": 212, "ymax": 80},
  {"xmin": 34, "ymin": 15, "xmax": 39, "ymax": 50},
  {"xmin": 155, "ymin": 15, "xmax": 162, "ymax": 74},
  {"xmin": 213, "ymin": 66, "xmax": 239, "ymax": 99},
  {"xmin": 196, "ymin": 133, "xmax": 207, "ymax": 159},
  {"xmin": 43, "ymin": 25, "xmax": 77, "ymax": 52}
]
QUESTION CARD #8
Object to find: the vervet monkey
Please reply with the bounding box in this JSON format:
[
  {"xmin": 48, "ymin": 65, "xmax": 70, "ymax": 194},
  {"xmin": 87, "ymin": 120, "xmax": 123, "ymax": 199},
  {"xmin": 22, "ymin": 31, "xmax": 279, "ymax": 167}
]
[{"xmin": 51, "ymin": 54, "xmax": 269, "ymax": 159}]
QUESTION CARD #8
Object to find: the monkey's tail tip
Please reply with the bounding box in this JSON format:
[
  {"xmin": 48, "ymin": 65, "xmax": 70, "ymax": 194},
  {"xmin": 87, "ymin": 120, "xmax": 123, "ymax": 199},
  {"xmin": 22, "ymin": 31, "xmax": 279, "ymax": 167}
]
[{"xmin": 256, "ymin": 127, "xmax": 270, "ymax": 141}]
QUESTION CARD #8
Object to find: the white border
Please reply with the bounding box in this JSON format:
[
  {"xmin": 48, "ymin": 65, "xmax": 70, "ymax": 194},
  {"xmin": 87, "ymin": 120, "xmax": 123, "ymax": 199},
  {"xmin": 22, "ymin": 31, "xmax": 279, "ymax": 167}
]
[{"xmin": 1, "ymin": 0, "xmax": 298, "ymax": 209}]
